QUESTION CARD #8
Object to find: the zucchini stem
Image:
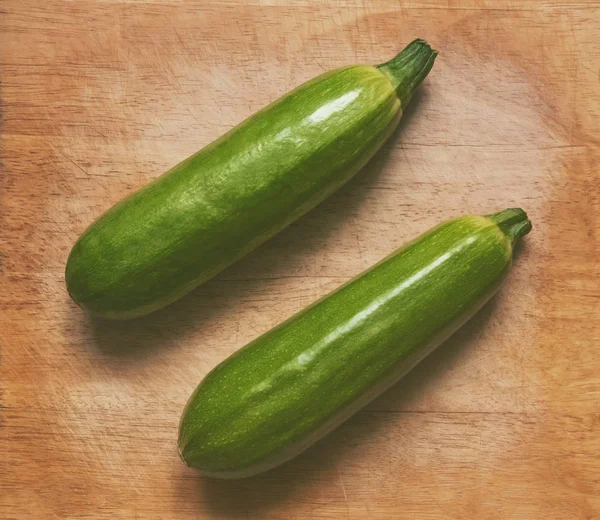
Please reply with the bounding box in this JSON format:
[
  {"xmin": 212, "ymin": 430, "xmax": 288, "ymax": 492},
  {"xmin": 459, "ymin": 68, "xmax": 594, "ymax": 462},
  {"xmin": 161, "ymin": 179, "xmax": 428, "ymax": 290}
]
[
  {"xmin": 376, "ymin": 39, "xmax": 438, "ymax": 108},
  {"xmin": 488, "ymin": 208, "xmax": 533, "ymax": 246}
]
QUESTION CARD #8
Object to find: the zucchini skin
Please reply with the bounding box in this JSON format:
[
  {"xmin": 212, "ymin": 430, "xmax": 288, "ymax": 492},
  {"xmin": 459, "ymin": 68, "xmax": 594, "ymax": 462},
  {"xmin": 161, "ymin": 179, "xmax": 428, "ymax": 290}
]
[
  {"xmin": 66, "ymin": 40, "xmax": 437, "ymax": 319},
  {"xmin": 178, "ymin": 209, "xmax": 532, "ymax": 478}
]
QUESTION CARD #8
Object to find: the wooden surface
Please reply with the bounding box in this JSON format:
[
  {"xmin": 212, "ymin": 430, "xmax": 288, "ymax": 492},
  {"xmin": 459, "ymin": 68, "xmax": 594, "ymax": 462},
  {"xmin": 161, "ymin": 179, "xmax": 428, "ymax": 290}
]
[{"xmin": 1, "ymin": 1, "xmax": 599, "ymax": 518}]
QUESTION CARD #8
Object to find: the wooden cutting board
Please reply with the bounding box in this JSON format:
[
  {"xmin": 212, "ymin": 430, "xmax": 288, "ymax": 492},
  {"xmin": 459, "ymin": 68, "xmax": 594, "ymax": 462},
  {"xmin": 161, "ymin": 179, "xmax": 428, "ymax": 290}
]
[{"xmin": 1, "ymin": 1, "xmax": 599, "ymax": 518}]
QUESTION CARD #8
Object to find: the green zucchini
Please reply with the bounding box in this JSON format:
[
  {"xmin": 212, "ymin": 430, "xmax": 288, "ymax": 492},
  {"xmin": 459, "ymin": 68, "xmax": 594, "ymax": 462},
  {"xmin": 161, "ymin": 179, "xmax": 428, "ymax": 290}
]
[
  {"xmin": 178, "ymin": 209, "xmax": 532, "ymax": 478},
  {"xmin": 65, "ymin": 40, "xmax": 437, "ymax": 319}
]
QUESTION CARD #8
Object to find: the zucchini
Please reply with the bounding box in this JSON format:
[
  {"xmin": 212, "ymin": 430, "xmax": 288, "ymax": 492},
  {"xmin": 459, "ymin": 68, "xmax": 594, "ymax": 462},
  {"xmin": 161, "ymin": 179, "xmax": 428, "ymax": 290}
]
[
  {"xmin": 178, "ymin": 209, "xmax": 532, "ymax": 478},
  {"xmin": 65, "ymin": 40, "xmax": 437, "ymax": 319}
]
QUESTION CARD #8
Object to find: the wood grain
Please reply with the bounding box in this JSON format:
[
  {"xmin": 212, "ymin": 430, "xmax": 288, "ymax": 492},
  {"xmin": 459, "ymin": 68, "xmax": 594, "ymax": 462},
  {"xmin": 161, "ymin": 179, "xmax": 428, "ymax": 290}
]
[{"xmin": 1, "ymin": 1, "xmax": 598, "ymax": 518}]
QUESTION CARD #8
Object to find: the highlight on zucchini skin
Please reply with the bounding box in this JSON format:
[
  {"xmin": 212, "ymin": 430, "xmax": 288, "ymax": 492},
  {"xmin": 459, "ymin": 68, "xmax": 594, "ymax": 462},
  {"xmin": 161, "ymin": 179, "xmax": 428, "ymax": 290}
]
[
  {"xmin": 65, "ymin": 40, "xmax": 438, "ymax": 319},
  {"xmin": 178, "ymin": 209, "xmax": 531, "ymax": 479}
]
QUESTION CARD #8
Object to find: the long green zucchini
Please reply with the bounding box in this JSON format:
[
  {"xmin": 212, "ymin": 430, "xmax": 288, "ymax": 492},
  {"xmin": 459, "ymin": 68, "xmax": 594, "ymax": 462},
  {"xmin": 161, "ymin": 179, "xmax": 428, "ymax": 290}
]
[
  {"xmin": 65, "ymin": 40, "xmax": 437, "ymax": 319},
  {"xmin": 178, "ymin": 209, "xmax": 532, "ymax": 478}
]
